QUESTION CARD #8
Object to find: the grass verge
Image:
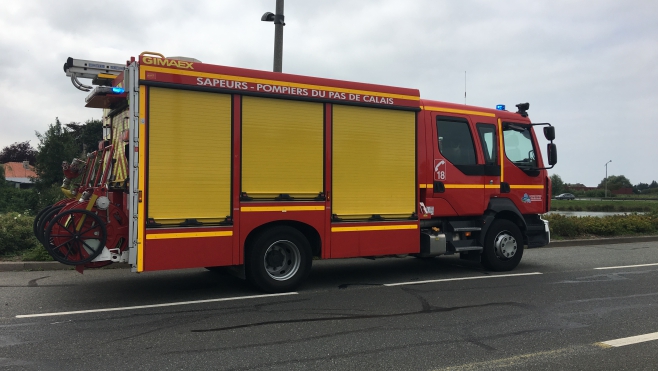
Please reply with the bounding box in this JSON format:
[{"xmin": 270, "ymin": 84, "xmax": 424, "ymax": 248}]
[{"xmin": 551, "ymin": 199, "xmax": 658, "ymax": 213}]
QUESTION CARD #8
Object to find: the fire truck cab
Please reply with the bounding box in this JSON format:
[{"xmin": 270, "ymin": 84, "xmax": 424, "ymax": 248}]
[{"xmin": 37, "ymin": 52, "xmax": 556, "ymax": 292}]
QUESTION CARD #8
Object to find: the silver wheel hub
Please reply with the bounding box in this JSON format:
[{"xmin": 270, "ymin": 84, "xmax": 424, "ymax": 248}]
[
  {"xmin": 494, "ymin": 231, "xmax": 517, "ymax": 259},
  {"xmin": 263, "ymin": 240, "xmax": 301, "ymax": 281}
]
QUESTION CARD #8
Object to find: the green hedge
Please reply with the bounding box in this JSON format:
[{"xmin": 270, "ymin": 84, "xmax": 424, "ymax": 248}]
[
  {"xmin": 544, "ymin": 213, "xmax": 658, "ymax": 239},
  {"xmin": 0, "ymin": 212, "xmax": 39, "ymax": 255},
  {"xmin": 0, "ymin": 185, "xmax": 64, "ymax": 214}
]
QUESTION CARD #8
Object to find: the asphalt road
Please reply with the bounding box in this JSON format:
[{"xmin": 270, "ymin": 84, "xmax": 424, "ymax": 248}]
[{"xmin": 1, "ymin": 241, "xmax": 658, "ymax": 370}]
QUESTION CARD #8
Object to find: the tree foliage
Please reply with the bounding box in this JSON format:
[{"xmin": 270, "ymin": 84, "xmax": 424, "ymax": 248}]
[
  {"xmin": 550, "ymin": 174, "xmax": 564, "ymax": 195},
  {"xmin": 634, "ymin": 180, "xmax": 658, "ymax": 194},
  {"xmin": 34, "ymin": 118, "xmax": 102, "ymax": 187},
  {"xmin": 597, "ymin": 175, "xmax": 632, "ymax": 191},
  {"xmin": 0, "ymin": 141, "xmax": 37, "ymax": 165},
  {"xmin": 64, "ymin": 120, "xmax": 103, "ymax": 155},
  {"xmin": 35, "ymin": 118, "xmax": 78, "ymax": 186}
]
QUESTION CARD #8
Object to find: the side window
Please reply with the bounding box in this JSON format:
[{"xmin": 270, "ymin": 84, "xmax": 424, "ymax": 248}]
[
  {"xmin": 437, "ymin": 117, "xmax": 477, "ymax": 165},
  {"xmin": 503, "ymin": 123, "xmax": 537, "ymax": 167},
  {"xmin": 476, "ymin": 124, "xmax": 497, "ymax": 165}
]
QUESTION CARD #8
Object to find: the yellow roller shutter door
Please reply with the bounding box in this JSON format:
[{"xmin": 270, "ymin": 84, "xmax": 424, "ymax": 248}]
[
  {"xmin": 242, "ymin": 97, "xmax": 323, "ymax": 198},
  {"xmin": 333, "ymin": 105, "xmax": 416, "ymax": 219},
  {"xmin": 148, "ymin": 88, "xmax": 232, "ymax": 225}
]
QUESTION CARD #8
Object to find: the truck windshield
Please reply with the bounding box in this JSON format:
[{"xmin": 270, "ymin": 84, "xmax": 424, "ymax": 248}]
[{"xmin": 503, "ymin": 124, "xmax": 536, "ymax": 168}]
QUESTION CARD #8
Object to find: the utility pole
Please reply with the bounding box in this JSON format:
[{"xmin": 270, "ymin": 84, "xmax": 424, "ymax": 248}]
[
  {"xmin": 262, "ymin": 0, "xmax": 285, "ymax": 72},
  {"xmin": 604, "ymin": 160, "xmax": 612, "ymax": 198}
]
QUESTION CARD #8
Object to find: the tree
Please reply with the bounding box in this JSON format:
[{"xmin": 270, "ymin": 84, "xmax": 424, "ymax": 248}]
[
  {"xmin": 34, "ymin": 118, "xmax": 103, "ymax": 187},
  {"xmin": 597, "ymin": 175, "xmax": 632, "ymax": 192},
  {"xmin": 550, "ymin": 174, "xmax": 564, "ymax": 195},
  {"xmin": 35, "ymin": 118, "xmax": 79, "ymax": 186},
  {"xmin": 0, "ymin": 164, "xmax": 5, "ymax": 187},
  {"xmin": 633, "ymin": 182, "xmax": 650, "ymax": 193},
  {"xmin": 0, "ymin": 141, "xmax": 37, "ymax": 165},
  {"xmin": 650, "ymin": 181, "xmax": 658, "ymax": 189},
  {"xmin": 65, "ymin": 119, "xmax": 103, "ymax": 155}
]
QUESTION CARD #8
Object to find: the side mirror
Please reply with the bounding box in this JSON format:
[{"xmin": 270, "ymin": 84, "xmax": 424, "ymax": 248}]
[
  {"xmin": 547, "ymin": 143, "xmax": 557, "ymax": 165},
  {"xmin": 543, "ymin": 126, "xmax": 555, "ymax": 141}
]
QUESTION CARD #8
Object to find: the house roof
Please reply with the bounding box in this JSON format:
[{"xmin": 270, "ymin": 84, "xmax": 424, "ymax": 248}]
[{"xmin": 2, "ymin": 162, "xmax": 37, "ymax": 179}]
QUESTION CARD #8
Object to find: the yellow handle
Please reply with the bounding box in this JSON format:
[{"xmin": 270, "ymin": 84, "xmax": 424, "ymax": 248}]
[{"xmin": 139, "ymin": 51, "xmax": 165, "ymax": 59}]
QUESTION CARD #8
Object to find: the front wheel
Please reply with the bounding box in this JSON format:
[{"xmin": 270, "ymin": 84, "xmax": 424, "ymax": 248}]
[
  {"xmin": 246, "ymin": 226, "xmax": 312, "ymax": 293},
  {"xmin": 481, "ymin": 219, "xmax": 524, "ymax": 271}
]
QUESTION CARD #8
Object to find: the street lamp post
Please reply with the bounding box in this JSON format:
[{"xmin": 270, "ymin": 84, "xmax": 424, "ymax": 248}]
[
  {"xmin": 261, "ymin": 0, "xmax": 285, "ymax": 72},
  {"xmin": 604, "ymin": 160, "xmax": 612, "ymax": 198}
]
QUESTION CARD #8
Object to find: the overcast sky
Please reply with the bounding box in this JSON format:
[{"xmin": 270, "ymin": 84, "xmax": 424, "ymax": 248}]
[{"xmin": 1, "ymin": 0, "xmax": 657, "ymax": 186}]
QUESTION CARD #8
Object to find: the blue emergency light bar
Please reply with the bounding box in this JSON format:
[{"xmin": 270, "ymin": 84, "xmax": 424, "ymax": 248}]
[
  {"xmin": 496, "ymin": 104, "xmax": 506, "ymax": 110},
  {"xmin": 112, "ymin": 87, "xmax": 125, "ymax": 94}
]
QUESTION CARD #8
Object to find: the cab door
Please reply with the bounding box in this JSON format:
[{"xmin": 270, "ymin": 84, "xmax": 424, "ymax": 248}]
[
  {"xmin": 475, "ymin": 120, "xmax": 501, "ymax": 205},
  {"xmin": 501, "ymin": 120, "xmax": 545, "ymax": 214},
  {"xmin": 431, "ymin": 114, "xmax": 485, "ymax": 216}
]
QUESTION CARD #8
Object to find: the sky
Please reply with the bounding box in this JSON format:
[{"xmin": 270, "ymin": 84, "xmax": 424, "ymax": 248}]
[{"xmin": 1, "ymin": 0, "xmax": 657, "ymax": 186}]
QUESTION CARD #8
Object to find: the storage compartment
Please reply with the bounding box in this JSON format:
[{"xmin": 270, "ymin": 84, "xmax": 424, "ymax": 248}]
[
  {"xmin": 332, "ymin": 105, "xmax": 416, "ymax": 219},
  {"xmin": 147, "ymin": 88, "xmax": 232, "ymax": 225},
  {"xmin": 242, "ymin": 96, "xmax": 324, "ymax": 200}
]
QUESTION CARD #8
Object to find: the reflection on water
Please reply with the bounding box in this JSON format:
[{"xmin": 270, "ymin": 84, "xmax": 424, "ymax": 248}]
[{"xmin": 545, "ymin": 211, "xmax": 646, "ymax": 218}]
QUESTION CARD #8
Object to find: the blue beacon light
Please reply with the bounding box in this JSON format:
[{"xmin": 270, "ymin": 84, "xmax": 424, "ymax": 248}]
[
  {"xmin": 112, "ymin": 87, "xmax": 125, "ymax": 94},
  {"xmin": 496, "ymin": 104, "xmax": 506, "ymax": 110}
]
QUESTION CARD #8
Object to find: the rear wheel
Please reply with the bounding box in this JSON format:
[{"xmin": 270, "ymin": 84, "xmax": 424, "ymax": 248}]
[
  {"xmin": 37, "ymin": 206, "xmax": 64, "ymax": 243},
  {"xmin": 33, "ymin": 205, "xmax": 52, "ymax": 242},
  {"xmin": 246, "ymin": 226, "xmax": 312, "ymax": 293},
  {"xmin": 44, "ymin": 209, "xmax": 107, "ymax": 265},
  {"xmin": 481, "ymin": 219, "xmax": 523, "ymax": 271}
]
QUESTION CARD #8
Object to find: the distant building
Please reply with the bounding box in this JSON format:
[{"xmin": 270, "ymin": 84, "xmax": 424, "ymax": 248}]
[
  {"xmin": 612, "ymin": 187, "xmax": 633, "ymax": 195},
  {"xmin": 1, "ymin": 161, "xmax": 37, "ymax": 189},
  {"xmin": 564, "ymin": 183, "xmax": 596, "ymax": 192}
]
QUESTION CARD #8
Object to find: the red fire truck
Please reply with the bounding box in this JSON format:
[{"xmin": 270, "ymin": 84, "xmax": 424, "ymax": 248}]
[{"xmin": 36, "ymin": 52, "xmax": 556, "ymax": 292}]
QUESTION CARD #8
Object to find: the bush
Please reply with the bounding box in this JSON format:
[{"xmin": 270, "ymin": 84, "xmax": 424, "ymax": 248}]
[
  {"xmin": 0, "ymin": 212, "xmax": 40, "ymax": 256},
  {"xmin": 545, "ymin": 213, "xmax": 658, "ymax": 239},
  {"xmin": 545, "ymin": 214, "xmax": 580, "ymax": 238},
  {"xmin": 0, "ymin": 185, "xmax": 65, "ymax": 214},
  {"xmin": 0, "ymin": 187, "xmax": 39, "ymax": 214}
]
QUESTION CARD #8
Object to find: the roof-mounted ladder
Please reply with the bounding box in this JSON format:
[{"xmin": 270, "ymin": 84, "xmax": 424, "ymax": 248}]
[{"xmin": 63, "ymin": 57, "xmax": 125, "ymax": 92}]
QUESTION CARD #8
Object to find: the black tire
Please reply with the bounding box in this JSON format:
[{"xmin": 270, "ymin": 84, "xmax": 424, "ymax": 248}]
[
  {"xmin": 481, "ymin": 219, "xmax": 524, "ymax": 271},
  {"xmin": 37, "ymin": 206, "xmax": 64, "ymax": 244},
  {"xmin": 245, "ymin": 226, "xmax": 312, "ymax": 293},
  {"xmin": 44, "ymin": 209, "xmax": 107, "ymax": 265},
  {"xmin": 33, "ymin": 205, "xmax": 52, "ymax": 242}
]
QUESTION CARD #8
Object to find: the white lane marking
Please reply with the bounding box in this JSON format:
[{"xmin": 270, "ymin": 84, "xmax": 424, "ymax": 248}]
[
  {"xmin": 599, "ymin": 331, "xmax": 658, "ymax": 347},
  {"xmin": 384, "ymin": 272, "xmax": 543, "ymax": 287},
  {"xmin": 594, "ymin": 263, "xmax": 658, "ymax": 270},
  {"xmin": 16, "ymin": 292, "xmax": 298, "ymax": 318}
]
